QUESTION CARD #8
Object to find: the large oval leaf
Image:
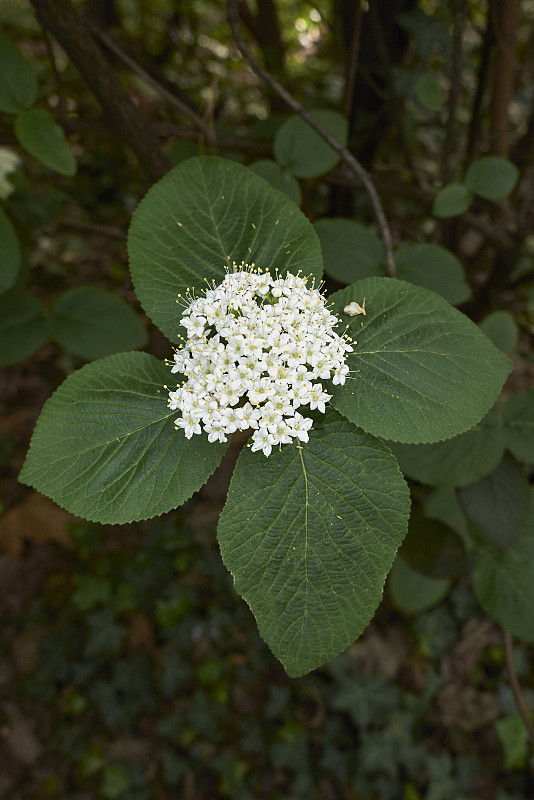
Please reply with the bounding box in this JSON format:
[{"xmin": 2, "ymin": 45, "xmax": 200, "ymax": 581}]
[
  {"xmin": 19, "ymin": 352, "xmax": 227, "ymax": 523},
  {"xmin": 314, "ymin": 218, "xmax": 384, "ymax": 283},
  {"xmin": 394, "ymin": 243, "xmax": 471, "ymax": 306},
  {"xmin": 473, "ymin": 490, "xmax": 534, "ymax": 642},
  {"xmin": 388, "ymin": 557, "xmax": 450, "ymax": 614},
  {"xmin": 248, "ymin": 159, "xmax": 301, "ymax": 206},
  {"xmin": 432, "ymin": 183, "xmax": 473, "ymax": 218},
  {"xmin": 128, "ymin": 156, "xmax": 322, "ymax": 342},
  {"xmin": 502, "ymin": 389, "xmax": 534, "ymax": 462},
  {"xmin": 217, "ymin": 409, "xmax": 410, "ymax": 677},
  {"xmin": 465, "ymin": 156, "xmax": 519, "ymax": 200},
  {"xmin": 459, "ymin": 454, "xmax": 529, "ymax": 550},
  {"xmin": 389, "ymin": 415, "xmax": 505, "ymax": 487},
  {"xmin": 273, "ymin": 110, "xmax": 348, "ymax": 179},
  {"xmin": 329, "ymin": 278, "xmax": 512, "ymax": 443},
  {"xmin": 480, "ymin": 310, "xmax": 518, "ymax": 353},
  {"xmin": 49, "ymin": 286, "xmax": 148, "ymax": 360}
]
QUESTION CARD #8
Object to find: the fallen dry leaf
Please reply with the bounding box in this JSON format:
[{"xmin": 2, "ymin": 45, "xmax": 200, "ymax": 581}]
[{"xmin": 0, "ymin": 493, "xmax": 75, "ymax": 558}]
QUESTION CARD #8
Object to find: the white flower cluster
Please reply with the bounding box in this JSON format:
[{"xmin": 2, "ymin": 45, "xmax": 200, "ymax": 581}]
[
  {"xmin": 167, "ymin": 265, "xmax": 353, "ymax": 456},
  {"xmin": 0, "ymin": 147, "xmax": 21, "ymax": 200}
]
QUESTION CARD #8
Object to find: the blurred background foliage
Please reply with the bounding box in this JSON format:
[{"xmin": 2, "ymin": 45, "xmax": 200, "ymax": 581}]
[{"xmin": 1, "ymin": 0, "xmax": 534, "ymax": 797}]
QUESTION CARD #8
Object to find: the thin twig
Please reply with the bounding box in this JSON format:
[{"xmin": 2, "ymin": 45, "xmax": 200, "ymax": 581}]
[
  {"xmin": 92, "ymin": 25, "xmax": 211, "ymax": 139},
  {"xmin": 343, "ymin": 2, "xmax": 363, "ymax": 119},
  {"xmin": 41, "ymin": 26, "xmax": 67, "ymax": 125},
  {"xmin": 465, "ymin": 9, "xmax": 495, "ymax": 165},
  {"xmin": 153, "ymin": 122, "xmax": 271, "ymax": 156},
  {"xmin": 504, "ymin": 630, "xmax": 534, "ymax": 748},
  {"xmin": 60, "ymin": 218, "xmax": 126, "ymax": 238},
  {"xmin": 442, "ymin": 0, "xmax": 466, "ymax": 183},
  {"xmin": 227, "ymin": 0, "xmax": 396, "ymax": 277}
]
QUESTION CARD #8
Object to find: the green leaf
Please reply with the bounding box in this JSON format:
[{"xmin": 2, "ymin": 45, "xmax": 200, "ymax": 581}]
[
  {"xmin": 0, "ymin": 207, "xmax": 21, "ymax": 293},
  {"xmin": 14, "ymin": 109, "xmax": 77, "ymax": 176},
  {"xmin": 0, "ymin": 32, "xmax": 37, "ymax": 113},
  {"xmin": 71, "ymin": 575, "xmax": 113, "ymax": 611},
  {"xmin": 329, "ymin": 278, "xmax": 512, "ymax": 443},
  {"xmin": 502, "ymin": 389, "xmax": 534, "ymax": 463},
  {"xmin": 273, "ymin": 110, "xmax": 348, "ymax": 179},
  {"xmin": 424, "ymin": 487, "xmax": 472, "ymax": 547},
  {"xmin": 459, "ymin": 454, "xmax": 529, "ymax": 549},
  {"xmin": 19, "ymin": 352, "xmax": 227, "ymax": 523},
  {"xmin": 480, "ymin": 310, "xmax": 519, "ymax": 353},
  {"xmin": 49, "ymin": 286, "xmax": 148, "ymax": 360},
  {"xmin": 217, "ymin": 409, "xmax": 410, "ymax": 677},
  {"xmin": 473, "ymin": 489, "xmax": 534, "ymax": 641},
  {"xmin": 249, "ymin": 159, "xmax": 301, "ymax": 206},
  {"xmin": 432, "ymin": 184, "xmax": 474, "ymax": 218},
  {"xmin": 415, "ymin": 73, "xmax": 446, "ymax": 110},
  {"xmin": 0, "ymin": 289, "xmax": 48, "ymax": 366},
  {"xmin": 102, "ymin": 764, "xmax": 130, "ymax": 799},
  {"xmin": 128, "ymin": 156, "xmax": 322, "ymax": 341},
  {"xmin": 314, "ymin": 218, "xmax": 384, "ymax": 283},
  {"xmin": 399, "ymin": 514, "xmax": 467, "ymax": 579},
  {"xmin": 495, "ymin": 716, "xmax": 530, "ymax": 769},
  {"xmin": 389, "ymin": 416, "xmax": 505, "ymax": 487},
  {"xmin": 465, "ymin": 156, "xmax": 519, "ymax": 200},
  {"xmin": 394, "ymin": 243, "xmax": 471, "ymax": 305},
  {"xmin": 388, "ymin": 556, "xmax": 450, "ymax": 614}
]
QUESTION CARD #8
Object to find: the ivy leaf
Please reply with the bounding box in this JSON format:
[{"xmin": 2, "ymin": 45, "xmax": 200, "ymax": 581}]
[
  {"xmin": 49, "ymin": 286, "xmax": 148, "ymax": 360},
  {"xmin": 329, "ymin": 278, "xmax": 512, "ymax": 444},
  {"xmin": 217, "ymin": 409, "xmax": 410, "ymax": 677},
  {"xmin": 19, "ymin": 352, "xmax": 226, "ymax": 523},
  {"xmin": 128, "ymin": 156, "xmax": 322, "ymax": 341}
]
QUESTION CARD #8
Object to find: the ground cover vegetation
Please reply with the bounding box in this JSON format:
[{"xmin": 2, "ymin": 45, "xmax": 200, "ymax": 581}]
[{"xmin": 0, "ymin": 0, "xmax": 533, "ymax": 797}]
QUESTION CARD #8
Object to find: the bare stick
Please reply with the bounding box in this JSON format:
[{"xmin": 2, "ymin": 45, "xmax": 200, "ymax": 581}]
[
  {"xmin": 227, "ymin": 0, "xmax": 396, "ymax": 277},
  {"xmin": 504, "ymin": 630, "xmax": 534, "ymax": 748},
  {"xmin": 442, "ymin": 0, "xmax": 466, "ymax": 183},
  {"xmin": 343, "ymin": 2, "xmax": 363, "ymax": 119},
  {"xmin": 41, "ymin": 26, "xmax": 67, "ymax": 125},
  {"xmin": 92, "ymin": 26, "xmax": 211, "ymax": 138},
  {"xmin": 30, "ymin": 0, "xmax": 169, "ymax": 180},
  {"xmin": 60, "ymin": 218, "xmax": 126, "ymax": 238}
]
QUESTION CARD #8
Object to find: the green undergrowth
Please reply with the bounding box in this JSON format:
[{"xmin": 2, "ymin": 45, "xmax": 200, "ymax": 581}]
[{"xmin": 8, "ymin": 507, "xmax": 534, "ymax": 800}]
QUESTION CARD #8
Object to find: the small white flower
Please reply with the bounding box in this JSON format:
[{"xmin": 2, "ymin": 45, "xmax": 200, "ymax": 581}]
[
  {"xmin": 167, "ymin": 264, "xmax": 354, "ymax": 456},
  {"xmin": 0, "ymin": 147, "xmax": 21, "ymax": 200},
  {"xmin": 250, "ymin": 427, "xmax": 276, "ymax": 457}
]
